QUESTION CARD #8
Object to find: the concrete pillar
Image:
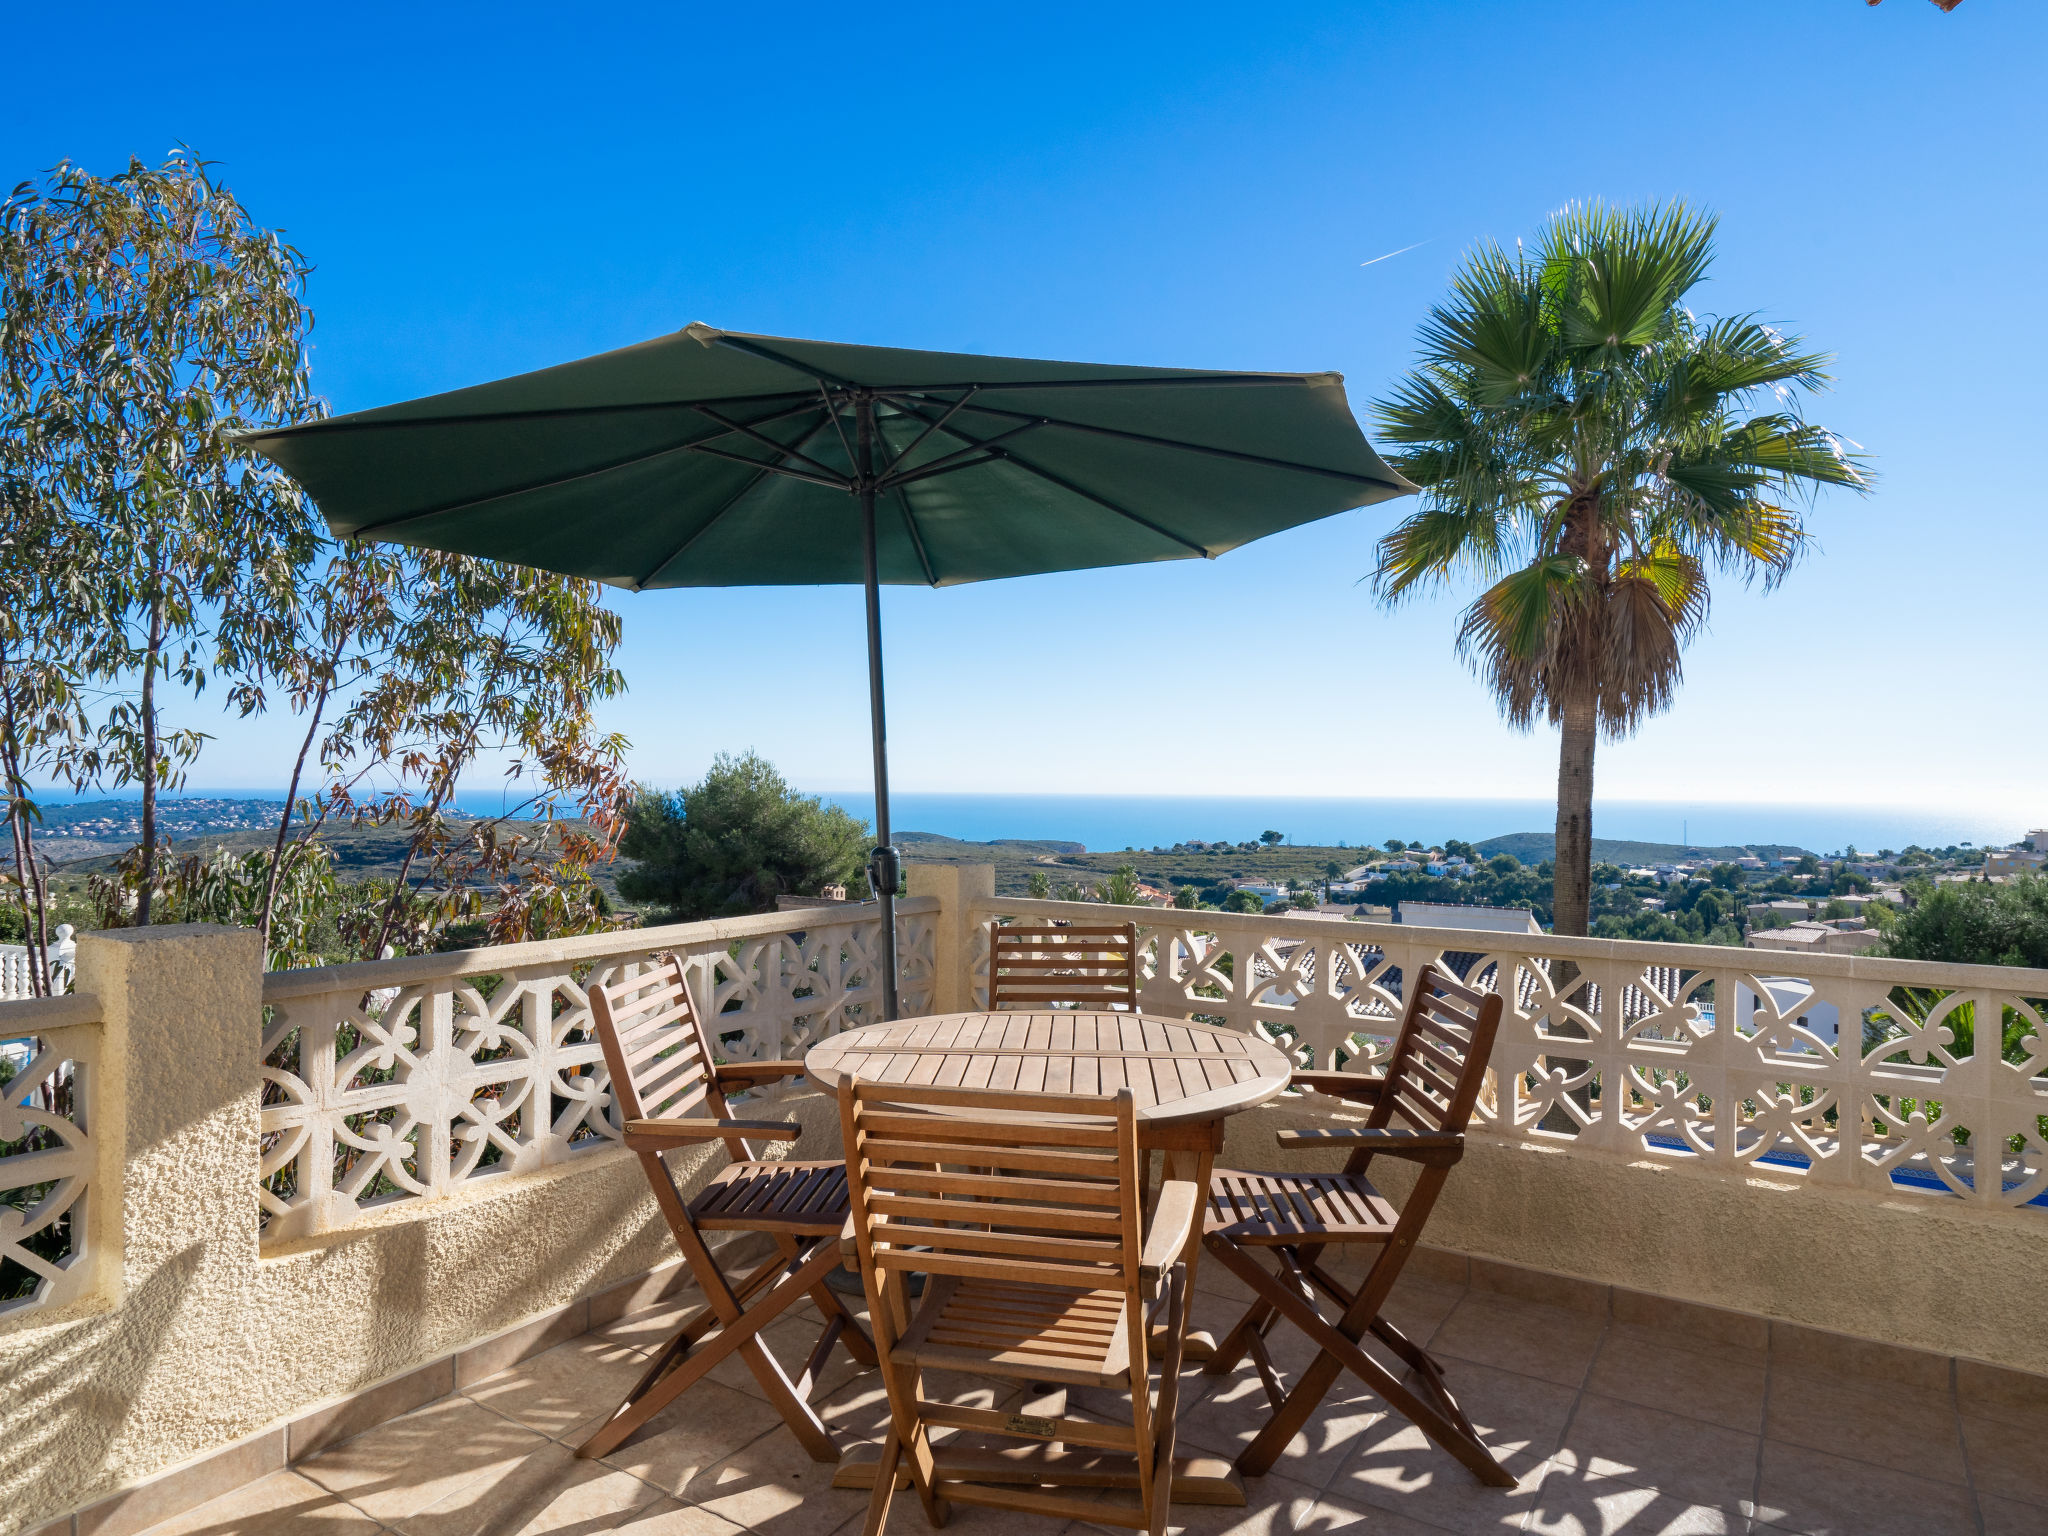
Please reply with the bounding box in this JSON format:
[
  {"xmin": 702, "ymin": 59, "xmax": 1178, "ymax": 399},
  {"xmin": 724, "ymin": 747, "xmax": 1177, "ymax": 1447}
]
[
  {"xmin": 906, "ymin": 863, "xmax": 994, "ymax": 1014},
  {"xmin": 75, "ymin": 923, "xmax": 266, "ymax": 1289},
  {"xmin": 49, "ymin": 924, "xmax": 268, "ymax": 1505}
]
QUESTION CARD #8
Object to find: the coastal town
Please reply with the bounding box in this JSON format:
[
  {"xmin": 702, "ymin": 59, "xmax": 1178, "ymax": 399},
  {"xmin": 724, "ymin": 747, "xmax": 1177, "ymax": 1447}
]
[{"xmin": 1067, "ymin": 828, "xmax": 2048, "ymax": 960}]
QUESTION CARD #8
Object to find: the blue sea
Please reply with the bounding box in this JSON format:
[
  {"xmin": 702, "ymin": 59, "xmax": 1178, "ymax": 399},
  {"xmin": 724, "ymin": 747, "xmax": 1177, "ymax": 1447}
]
[
  {"xmin": 28, "ymin": 786, "xmax": 2022, "ymax": 858},
  {"xmin": 807, "ymin": 792, "xmax": 2020, "ymax": 859}
]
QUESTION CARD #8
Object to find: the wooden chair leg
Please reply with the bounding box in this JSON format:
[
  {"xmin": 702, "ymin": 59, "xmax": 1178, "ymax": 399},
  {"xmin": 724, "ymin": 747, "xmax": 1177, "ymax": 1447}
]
[
  {"xmin": 667, "ymin": 1245, "xmax": 798, "ymax": 1355},
  {"xmin": 809, "ymin": 1274, "xmax": 880, "ymax": 1367},
  {"xmin": 1147, "ymin": 1270, "xmax": 1187, "ymax": 1536},
  {"xmin": 1206, "ymin": 1236, "xmax": 1513, "ymax": 1487},
  {"xmin": 1203, "ymin": 1290, "xmax": 1276, "ymax": 1376},
  {"xmin": 772, "ymin": 1231, "xmax": 880, "ymax": 1369},
  {"xmin": 862, "ymin": 1431, "xmax": 904, "ymax": 1536},
  {"xmin": 579, "ymin": 1237, "xmax": 844, "ymax": 1461}
]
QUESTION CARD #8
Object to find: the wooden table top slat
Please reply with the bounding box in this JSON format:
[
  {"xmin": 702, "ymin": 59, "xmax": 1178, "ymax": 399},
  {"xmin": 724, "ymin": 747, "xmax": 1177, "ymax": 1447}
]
[{"xmin": 805, "ymin": 1011, "xmax": 1291, "ymax": 1127}]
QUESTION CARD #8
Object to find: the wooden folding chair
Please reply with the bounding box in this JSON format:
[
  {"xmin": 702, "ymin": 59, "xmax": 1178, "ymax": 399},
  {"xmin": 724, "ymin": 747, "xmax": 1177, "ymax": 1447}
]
[
  {"xmin": 838, "ymin": 1078, "xmax": 1198, "ymax": 1536},
  {"xmin": 1199, "ymin": 962, "xmax": 1512, "ymax": 1486},
  {"xmin": 577, "ymin": 955, "xmax": 877, "ymax": 1462},
  {"xmin": 989, "ymin": 920, "xmax": 1139, "ymax": 1011}
]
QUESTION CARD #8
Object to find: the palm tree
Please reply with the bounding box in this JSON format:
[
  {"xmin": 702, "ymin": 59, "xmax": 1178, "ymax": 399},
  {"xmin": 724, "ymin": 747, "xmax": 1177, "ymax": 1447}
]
[{"xmin": 1371, "ymin": 203, "xmax": 1866, "ymax": 935}]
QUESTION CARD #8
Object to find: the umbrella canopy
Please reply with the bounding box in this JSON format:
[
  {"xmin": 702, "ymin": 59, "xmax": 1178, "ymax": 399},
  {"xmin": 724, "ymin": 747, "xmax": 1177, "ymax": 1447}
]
[
  {"xmin": 244, "ymin": 324, "xmax": 1412, "ymax": 589},
  {"xmin": 242, "ymin": 325, "xmax": 1414, "ymax": 1018}
]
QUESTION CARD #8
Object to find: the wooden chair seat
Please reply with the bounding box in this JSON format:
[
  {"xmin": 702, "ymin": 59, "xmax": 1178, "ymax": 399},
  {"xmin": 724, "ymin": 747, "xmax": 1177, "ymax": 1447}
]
[
  {"xmin": 1205, "ymin": 1169, "xmax": 1400, "ymax": 1245},
  {"xmin": 690, "ymin": 1160, "xmax": 850, "ymax": 1233},
  {"xmin": 895, "ymin": 1275, "xmax": 1133, "ymax": 1387}
]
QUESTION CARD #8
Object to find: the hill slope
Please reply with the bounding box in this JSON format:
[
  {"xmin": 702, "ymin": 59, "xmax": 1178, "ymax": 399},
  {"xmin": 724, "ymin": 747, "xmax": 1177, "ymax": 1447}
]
[{"xmin": 1474, "ymin": 832, "xmax": 1814, "ymax": 866}]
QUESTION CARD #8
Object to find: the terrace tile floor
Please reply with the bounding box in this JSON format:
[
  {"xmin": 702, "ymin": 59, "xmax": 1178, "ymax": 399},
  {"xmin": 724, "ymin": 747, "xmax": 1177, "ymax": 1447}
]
[{"xmin": 141, "ymin": 1258, "xmax": 2045, "ymax": 1536}]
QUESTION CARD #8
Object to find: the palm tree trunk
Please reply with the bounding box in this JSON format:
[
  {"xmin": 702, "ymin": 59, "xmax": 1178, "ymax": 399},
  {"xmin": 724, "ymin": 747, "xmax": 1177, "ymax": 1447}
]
[{"xmin": 1552, "ymin": 687, "xmax": 1597, "ymax": 938}]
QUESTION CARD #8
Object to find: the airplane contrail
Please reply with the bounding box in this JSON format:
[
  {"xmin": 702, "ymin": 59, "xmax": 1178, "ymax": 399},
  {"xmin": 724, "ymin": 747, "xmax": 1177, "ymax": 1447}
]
[{"xmin": 1360, "ymin": 239, "xmax": 1429, "ymax": 268}]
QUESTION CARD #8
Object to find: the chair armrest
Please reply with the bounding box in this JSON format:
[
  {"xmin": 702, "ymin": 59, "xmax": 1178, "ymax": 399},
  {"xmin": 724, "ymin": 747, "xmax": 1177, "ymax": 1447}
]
[
  {"xmin": 624, "ymin": 1117, "xmax": 803, "ymax": 1147},
  {"xmin": 1140, "ymin": 1180, "xmax": 1200, "ymax": 1283},
  {"xmin": 1291, "ymin": 1070, "xmax": 1385, "ymax": 1104},
  {"xmin": 715, "ymin": 1060, "xmax": 807, "ymax": 1088},
  {"xmin": 1274, "ymin": 1126, "xmax": 1464, "ymax": 1167}
]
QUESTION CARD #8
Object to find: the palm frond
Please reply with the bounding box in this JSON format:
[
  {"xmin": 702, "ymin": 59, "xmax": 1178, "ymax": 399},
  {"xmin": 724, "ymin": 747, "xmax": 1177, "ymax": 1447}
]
[
  {"xmin": 1417, "ymin": 248, "xmax": 1555, "ymax": 408},
  {"xmin": 1723, "ymin": 415, "xmax": 1869, "ymax": 491},
  {"xmin": 1458, "ymin": 555, "xmax": 1585, "ymax": 665},
  {"xmin": 1373, "ymin": 504, "xmax": 1521, "ymax": 601},
  {"xmin": 1545, "ymin": 202, "xmax": 1716, "ymax": 354}
]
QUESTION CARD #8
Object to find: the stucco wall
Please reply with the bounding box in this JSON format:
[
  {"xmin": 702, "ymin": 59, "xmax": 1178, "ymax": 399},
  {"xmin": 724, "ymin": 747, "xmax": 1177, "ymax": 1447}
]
[{"xmin": 0, "ymin": 926, "xmax": 841, "ymax": 1534}]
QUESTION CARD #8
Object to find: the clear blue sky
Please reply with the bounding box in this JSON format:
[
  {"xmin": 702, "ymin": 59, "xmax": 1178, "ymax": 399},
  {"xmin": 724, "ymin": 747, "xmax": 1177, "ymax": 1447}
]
[{"xmin": 8, "ymin": 2, "xmax": 2040, "ymax": 821}]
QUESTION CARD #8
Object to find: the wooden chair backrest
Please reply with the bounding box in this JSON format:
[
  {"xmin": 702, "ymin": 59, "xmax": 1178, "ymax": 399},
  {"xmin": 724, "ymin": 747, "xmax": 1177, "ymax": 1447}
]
[
  {"xmin": 839, "ymin": 1079, "xmax": 1146, "ymax": 1317},
  {"xmin": 590, "ymin": 954, "xmax": 732, "ymax": 1129},
  {"xmin": 988, "ymin": 921, "xmax": 1140, "ymax": 1011},
  {"xmin": 1366, "ymin": 962, "xmax": 1502, "ymax": 1142}
]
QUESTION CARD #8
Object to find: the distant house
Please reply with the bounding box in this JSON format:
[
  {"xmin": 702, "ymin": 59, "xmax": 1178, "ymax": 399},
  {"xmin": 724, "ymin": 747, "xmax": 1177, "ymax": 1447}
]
[
  {"xmin": 1231, "ymin": 879, "xmax": 1288, "ymax": 900},
  {"xmin": 1397, "ymin": 902, "xmax": 1543, "ymax": 935},
  {"xmin": 1986, "ymin": 847, "xmax": 2048, "ymax": 877},
  {"xmin": 1328, "ymin": 877, "xmax": 1383, "ymax": 895},
  {"xmin": 1732, "ymin": 977, "xmax": 1842, "ymax": 1047},
  {"xmin": 1747, "ymin": 921, "xmax": 1880, "ymax": 957},
  {"xmin": 1296, "ymin": 904, "xmax": 1359, "ymax": 923},
  {"xmin": 2030, "ymin": 829, "xmax": 2048, "ymax": 854},
  {"xmin": 1745, "ymin": 899, "xmax": 1815, "ymax": 926}
]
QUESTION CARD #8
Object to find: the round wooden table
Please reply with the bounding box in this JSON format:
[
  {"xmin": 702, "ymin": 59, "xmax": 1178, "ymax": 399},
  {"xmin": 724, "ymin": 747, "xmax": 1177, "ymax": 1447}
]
[
  {"xmin": 806, "ymin": 1010, "xmax": 1292, "ymax": 1508},
  {"xmin": 803, "ymin": 1010, "xmax": 1292, "ymax": 1126}
]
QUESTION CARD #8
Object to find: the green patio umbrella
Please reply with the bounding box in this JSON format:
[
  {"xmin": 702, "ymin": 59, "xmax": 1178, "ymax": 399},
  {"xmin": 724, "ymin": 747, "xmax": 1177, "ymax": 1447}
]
[{"xmin": 242, "ymin": 324, "xmax": 1413, "ymax": 1017}]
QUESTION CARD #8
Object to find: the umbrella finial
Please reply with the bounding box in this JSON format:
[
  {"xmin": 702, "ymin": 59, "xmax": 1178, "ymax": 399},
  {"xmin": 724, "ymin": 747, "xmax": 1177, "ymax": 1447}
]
[{"xmin": 683, "ymin": 322, "xmax": 725, "ymax": 346}]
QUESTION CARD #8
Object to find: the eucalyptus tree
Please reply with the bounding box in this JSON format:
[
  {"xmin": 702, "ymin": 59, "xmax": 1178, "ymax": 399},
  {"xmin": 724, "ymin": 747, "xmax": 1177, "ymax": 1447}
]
[
  {"xmin": 4, "ymin": 153, "xmax": 322, "ymax": 924},
  {"xmin": 3, "ymin": 169, "xmax": 127, "ymax": 982},
  {"xmin": 1371, "ymin": 203, "xmax": 1865, "ymax": 935},
  {"xmin": 315, "ymin": 550, "xmax": 629, "ymax": 957}
]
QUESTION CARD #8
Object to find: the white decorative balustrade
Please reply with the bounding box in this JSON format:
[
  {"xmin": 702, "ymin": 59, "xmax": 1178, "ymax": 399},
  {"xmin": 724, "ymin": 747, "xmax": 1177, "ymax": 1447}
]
[
  {"xmin": 969, "ymin": 897, "xmax": 2048, "ymax": 1213},
  {"xmin": 0, "ymin": 994, "xmax": 100, "ymax": 1313},
  {"xmin": 0, "ymin": 925, "xmax": 77, "ymax": 1000},
  {"xmin": 257, "ymin": 899, "xmax": 936, "ymax": 1243}
]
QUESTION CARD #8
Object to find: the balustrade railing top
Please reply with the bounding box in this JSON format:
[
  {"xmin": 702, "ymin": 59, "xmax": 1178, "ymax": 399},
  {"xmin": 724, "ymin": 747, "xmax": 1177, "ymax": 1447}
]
[{"xmin": 970, "ymin": 897, "xmax": 2048, "ymax": 1213}]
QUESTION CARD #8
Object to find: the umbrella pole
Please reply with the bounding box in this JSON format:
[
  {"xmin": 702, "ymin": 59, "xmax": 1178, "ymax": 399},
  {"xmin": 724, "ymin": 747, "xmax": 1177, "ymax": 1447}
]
[{"xmin": 857, "ymin": 395, "xmax": 900, "ymax": 1021}]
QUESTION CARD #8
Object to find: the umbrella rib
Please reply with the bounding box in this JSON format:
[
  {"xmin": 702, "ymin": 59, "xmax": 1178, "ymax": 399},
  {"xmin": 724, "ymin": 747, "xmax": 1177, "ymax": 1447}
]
[
  {"xmin": 886, "ymin": 372, "xmax": 1328, "ymax": 392},
  {"xmin": 699, "ymin": 332, "xmax": 863, "ymax": 389},
  {"xmin": 636, "ymin": 410, "xmax": 839, "ymax": 589},
  {"xmin": 879, "ymin": 387, "xmax": 979, "ymax": 477},
  {"xmin": 691, "ymin": 403, "xmax": 848, "ymax": 486},
  {"xmin": 883, "ymin": 393, "xmax": 1396, "ymax": 488},
  {"xmin": 342, "ymin": 433, "xmax": 730, "ymax": 539},
  {"xmin": 817, "ymin": 383, "xmax": 859, "ymax": 476},
  {"xmin": 681, "ymin": 441, "xmax": 849, "ymax": 490},
  {"xmin": 875, "ymin": 419, "xmax": 1043, "ymax": 491},
  {"xmin": 990, "ymin": 450, "xmax": 1214, "ymax": 557},
  {"xmin": 235, "ymin": 391, "xmax": 822, "ymax": 438},
  {"xmin": 895, "ymin": 488, "xmax": 939, "ymax": 587},
  {"xmin": 883, "ymin": 398, "xmax": 1212, "ymax": 557}
]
